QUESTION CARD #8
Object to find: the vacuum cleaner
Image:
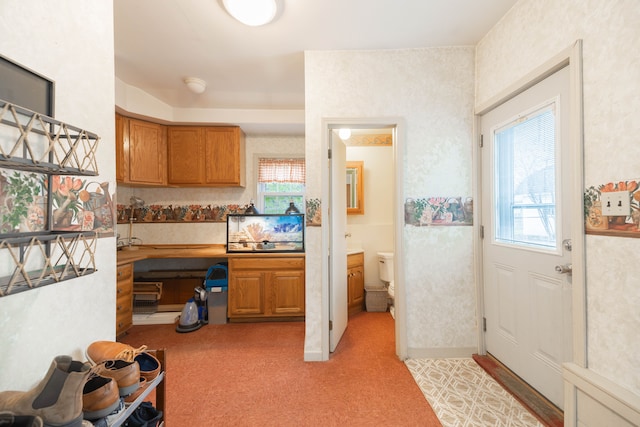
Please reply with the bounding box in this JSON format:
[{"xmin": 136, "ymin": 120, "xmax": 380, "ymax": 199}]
[{"xmin": 176, "ymin": 286, "xmax": 208, "ymax": 333}]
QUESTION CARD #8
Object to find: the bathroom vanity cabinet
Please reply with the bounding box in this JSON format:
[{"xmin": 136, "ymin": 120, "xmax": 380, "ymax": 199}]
[{"xmin": 347, "ymin": 252, "xmax": 365, "ymax": 315}]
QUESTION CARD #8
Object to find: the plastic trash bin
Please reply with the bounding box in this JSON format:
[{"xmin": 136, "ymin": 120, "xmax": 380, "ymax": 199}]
[{"xmin": 204, "ymin": 263, "xmax": 228, "ymax": 324}]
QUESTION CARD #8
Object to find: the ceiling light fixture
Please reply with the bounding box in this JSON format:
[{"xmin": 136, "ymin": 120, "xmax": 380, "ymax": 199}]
[
  {"xmin": 338, "ymin": 129, "xmax": 351, "ymax": 140},
  {"xmin": 223, "ymin": 0, "xmax": 277, "ymax": 27},
  {"xmin": 184, "ymin": 77, "xmax": 207, "ymax": 94}
]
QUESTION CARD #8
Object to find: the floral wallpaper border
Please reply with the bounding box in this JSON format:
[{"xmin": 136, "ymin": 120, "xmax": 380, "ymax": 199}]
[
  {"xmin": 116, "ymin": 197, "xmax": 323, "ymax": 227},
  {"xmin": 584, "ymin": 179, "xmax": 640, "ymax": 237},
  {"xmin": 404, "ymin": 197, "xmax": 473, "ymax": 226}
]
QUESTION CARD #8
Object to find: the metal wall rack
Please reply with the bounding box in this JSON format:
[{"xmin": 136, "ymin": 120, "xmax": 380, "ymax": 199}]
[{"xmin": 0, "ymin": 99, "xmax": 100, "ymax": 297}]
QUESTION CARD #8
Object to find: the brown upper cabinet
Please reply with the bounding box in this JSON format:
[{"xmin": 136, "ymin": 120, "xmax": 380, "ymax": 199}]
[
  {"xmin": 116, "ymin": 113, "xmax": 168, "ymax": 186},
  {"xmin": 117, "ymin": 114, "xmax": 246, "ymax": 187},
  {"xmin": 168, "ymin": 126, "xmax": 245, "ymax": 187}
]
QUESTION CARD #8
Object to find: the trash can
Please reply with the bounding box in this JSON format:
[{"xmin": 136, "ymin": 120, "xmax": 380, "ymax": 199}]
[{"xmin": 204, "ymin": 263, "xmax": 228, "ymax": 324}]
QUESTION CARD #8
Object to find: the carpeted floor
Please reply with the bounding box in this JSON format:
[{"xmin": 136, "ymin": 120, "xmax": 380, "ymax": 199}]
[
  {"xmin": 121, "ymin": 311, "xmax": 558, "ymax": 426},
  {"xmin": 121, "ymin": 311, "xmax": 442, "ymax": 426}
]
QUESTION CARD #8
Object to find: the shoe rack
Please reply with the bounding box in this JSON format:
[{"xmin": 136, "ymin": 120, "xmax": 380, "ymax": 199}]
[
  {"xmin": 0, "ymin": 100, "xmax": 99, "ymax": 297},
  {"xmin": 110, "ymin": 349, "xmax": 166, "ymax": 427}
]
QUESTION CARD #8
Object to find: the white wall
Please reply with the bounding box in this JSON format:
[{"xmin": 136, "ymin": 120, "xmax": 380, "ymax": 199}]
[
  {"xmin": 476, "ymin": 0, "xmax": 640, "ymax": 397},
  {"xmin": 116, "ymin": 134, "xmax": 305, "ymax": 245},
  {"xmin": 305, "ymin": 47, "xmax": 477, "ymax": 358},
  {"xmin": 346, "ymin": 145, "xmax": 394, "ymax": 287},
  {"xmin": 0, "ymin": 0, "xmax": 116, "ymax": 389}
]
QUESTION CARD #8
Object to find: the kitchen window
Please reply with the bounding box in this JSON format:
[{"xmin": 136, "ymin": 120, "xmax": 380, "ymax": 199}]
[{"xmin": 256, "ymin": 157, "xmax": 305, "ymax": 214}]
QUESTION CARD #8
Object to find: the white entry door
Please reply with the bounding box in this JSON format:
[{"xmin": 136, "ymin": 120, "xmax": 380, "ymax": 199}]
[{"xmin": 481, "ymin": 66, "xmax": 572, "ymax": 409}]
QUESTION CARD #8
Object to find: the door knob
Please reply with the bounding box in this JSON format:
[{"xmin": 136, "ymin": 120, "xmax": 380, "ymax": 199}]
[{"xmin": 555, "ymin": 263, "xmax": 572, "ymax": 274}]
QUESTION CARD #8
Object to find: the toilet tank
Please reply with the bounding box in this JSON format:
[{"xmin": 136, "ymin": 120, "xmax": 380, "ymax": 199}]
[{"xmin": 377, "ymin": 252, "xmax": 394, "ymax": 283}]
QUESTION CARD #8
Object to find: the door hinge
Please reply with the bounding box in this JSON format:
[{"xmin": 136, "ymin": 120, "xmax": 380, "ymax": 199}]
[
  {"xmin": 329, "ymin": 320, "xmax": 333, "ymax": 331},
  {"xmin": 483, "ymin": 317, "xmax": 487, "ymax": 332},
  {"xmin": 328, "ymin": 148, "xmax": 332, "ymax": 159},
  {"xmin": 480, "ymin": 225, "xmax": 484, "ymax": 239},
  {"xmin": 480, "ymin": 134, "xmax": 484, "ymax": 148}
]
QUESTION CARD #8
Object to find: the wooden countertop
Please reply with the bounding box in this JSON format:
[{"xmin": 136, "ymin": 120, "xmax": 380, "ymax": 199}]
[{"xmin": 117, "ymin": 244, "xmax": 305, "ymax": 265}]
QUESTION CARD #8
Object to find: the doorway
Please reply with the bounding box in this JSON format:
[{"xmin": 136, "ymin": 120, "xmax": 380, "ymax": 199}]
[
  {"xmin": 476, "ymin": 41, "xmax": 586, "ymax": 410},
  {"xmin": 322, "ymin": 118, "xmax": 407, "ymax": 359}
]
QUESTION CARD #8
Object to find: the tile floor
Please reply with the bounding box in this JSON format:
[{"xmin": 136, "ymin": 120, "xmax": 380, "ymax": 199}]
[{"xmin": 406, "ymin": 358, "xmax": 544, "ymax": 427}]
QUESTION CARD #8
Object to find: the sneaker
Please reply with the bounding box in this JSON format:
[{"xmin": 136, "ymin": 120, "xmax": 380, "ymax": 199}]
[{"xmin": 122, "ymin": 402, "xmax": 162, "ymax": 427}]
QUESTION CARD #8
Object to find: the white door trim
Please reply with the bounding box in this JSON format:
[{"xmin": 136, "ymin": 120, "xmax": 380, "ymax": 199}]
[
  {"xmin": 474, "ymin": 40, "xmax": 586, "ymax": 367},
  {"xmin": 320, "ymin": 117, "xmax": 407, "ymax": 361}
]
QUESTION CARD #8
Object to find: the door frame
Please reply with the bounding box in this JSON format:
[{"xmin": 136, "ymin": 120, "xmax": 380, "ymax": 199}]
[
  {"xmin": 320, "ymin": 117, "xmax": 408, "ymax": 360},
  {"xmin": 474, "ymin": 40, "xmax": 587, "ymax": 367}
]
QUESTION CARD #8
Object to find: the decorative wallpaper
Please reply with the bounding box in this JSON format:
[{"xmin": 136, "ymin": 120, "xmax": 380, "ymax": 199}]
[
  {"xmin": 305, "ymin": 46, "xmax": 476, "ymax": 359},
  {"xmin": 116, "ymin": 197, "xmax": 323, "ymax": 227},
  {"xmin": 404, "ymin": 197, "xmax": 473, "ymax": 226},
  {"xmin": 584, "ymin": 179, "xmax": 640, "ymax": 237}
]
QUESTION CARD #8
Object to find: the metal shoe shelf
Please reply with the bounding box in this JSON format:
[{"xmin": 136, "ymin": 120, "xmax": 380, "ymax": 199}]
[
  {"xmin": 0, "ymin": 99, "xmax": 100, "ymax": 297},
  {"xmin": 109, "ymin": 349, "xmax": 166, "ymax": 427}
]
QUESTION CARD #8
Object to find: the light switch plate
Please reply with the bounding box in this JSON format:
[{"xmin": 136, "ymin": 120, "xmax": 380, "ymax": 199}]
[{"xmin": 601, "ymin": 191, "xmax": 630, "ymax": 216}]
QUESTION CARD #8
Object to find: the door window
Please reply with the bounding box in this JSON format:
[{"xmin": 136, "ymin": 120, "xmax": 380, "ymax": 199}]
[{"xmin": 493, "ymin": 103, "xmax": 558, "ymax": 250}]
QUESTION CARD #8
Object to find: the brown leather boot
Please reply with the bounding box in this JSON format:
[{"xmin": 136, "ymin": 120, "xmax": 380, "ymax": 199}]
[{"xmin": 0, "ymin": 356, "xmax": 90, "ymax": 427}]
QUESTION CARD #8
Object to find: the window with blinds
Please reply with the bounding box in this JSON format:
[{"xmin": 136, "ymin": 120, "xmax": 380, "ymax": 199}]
[
  {"xmin": 494, "ymin": 103, "xmax": 557, "ymax": 248},
  {"xmin": 257, "ymin": 157, "xmax": 305, "ymax": 214}
]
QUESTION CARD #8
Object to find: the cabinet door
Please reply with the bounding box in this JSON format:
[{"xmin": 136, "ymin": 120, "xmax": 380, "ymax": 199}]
[
  {"xmin": 116, "ymin": 264, "xmax": 133, "ymax": 336},
  {"xmin": 204, "ymin": 127, "xmax": 245, "ymax": 186},
  {"xmin": 228, "ymin": 271, "xmax": 266, "ymax": 317},
  {"xmin": 128, "ymin": 119, "xmax": 167, "ymax": 185},
  {"xmin": 115, "ymin": 113, "xmax": 128, "ymax": 183},
  {"xmin": 167, "ymin": 127, "xmax": 206, "ymax": 185},
  {"xmin": 347, "ymin": 265, "xmax": 365, "ymax": 315},
  {"xmin": 270, "ymin": 270, "xmax": 305, "ymax": 316}
]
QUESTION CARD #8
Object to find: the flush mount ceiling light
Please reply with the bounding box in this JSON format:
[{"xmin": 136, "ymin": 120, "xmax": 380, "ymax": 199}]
[
  {"xmin": 184, "ymin": 77, "xmax": 207, "ymax": 94},
  {"xmin": 338, "ymin": 129, "xmax": 352, "ymax": 140},
  {"xmin": 223, "ymin": 0, "xmax": 277, "ymax": 26}
]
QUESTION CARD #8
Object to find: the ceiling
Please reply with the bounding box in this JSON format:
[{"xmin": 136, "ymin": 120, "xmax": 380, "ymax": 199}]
[{"xmin": 114, "ymin": 0, "xmax": 517, "ymax": 134}]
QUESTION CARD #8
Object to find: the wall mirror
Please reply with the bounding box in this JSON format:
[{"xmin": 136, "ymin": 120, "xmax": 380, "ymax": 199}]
[{"xmin": 346, "ymin": 161, "xmax": 364, "ymax": 215}]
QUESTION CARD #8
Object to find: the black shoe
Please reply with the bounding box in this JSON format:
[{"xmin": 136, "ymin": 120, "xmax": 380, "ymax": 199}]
[
  {"xmin": 0, "ymin": 412, "xmax": 43, "ymax": 427},
  {"xmin": 123, "ymin": 402, "xmax": 162, "ymax": 427}
]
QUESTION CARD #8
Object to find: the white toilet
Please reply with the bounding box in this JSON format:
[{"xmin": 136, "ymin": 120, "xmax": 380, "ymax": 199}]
[{"xmin": 377, "ymin": 252, "xmax": 395, "ymax": 318}]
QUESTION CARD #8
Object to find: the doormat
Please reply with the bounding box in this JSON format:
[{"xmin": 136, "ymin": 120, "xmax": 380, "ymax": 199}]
[{"xmin": 405, "ymin": 357, "xmax": 543, "ymax": 427}]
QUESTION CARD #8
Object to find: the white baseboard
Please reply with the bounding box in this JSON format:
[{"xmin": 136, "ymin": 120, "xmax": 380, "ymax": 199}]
[
  {"xmin": 407, "ymin": 347, "xmax": 477, "ymax": 359},
  {"xmin": 304, "ymin": 350, "xmax": 326, "ymax": 362},
  {"xmin": 564, "ymin": 362, "xmax": 640, "ymax": 427}
]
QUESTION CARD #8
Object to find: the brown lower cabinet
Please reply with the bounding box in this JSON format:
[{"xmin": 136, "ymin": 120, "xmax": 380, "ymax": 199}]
[
  {"xmin": 228, "ymin": 257, "xmax": 305, "ymax": 321},
  {"xmin": 116, "ymin": 263, "xmax": 134, "ymax": 336},
  {"xmin": 347, "ymin": 252, "xmax": 365, "ymax": 315}
]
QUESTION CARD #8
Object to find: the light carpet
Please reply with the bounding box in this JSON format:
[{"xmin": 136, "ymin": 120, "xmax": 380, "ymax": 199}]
[{"xmin": 406, "ymin": 358, "xmax": 543, "ymax": 427}]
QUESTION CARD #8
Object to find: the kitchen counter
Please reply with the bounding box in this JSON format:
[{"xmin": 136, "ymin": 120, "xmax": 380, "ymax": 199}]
[{"xmin": 117, "ymin": 244, "xmax": 304, "ymax": 265}]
